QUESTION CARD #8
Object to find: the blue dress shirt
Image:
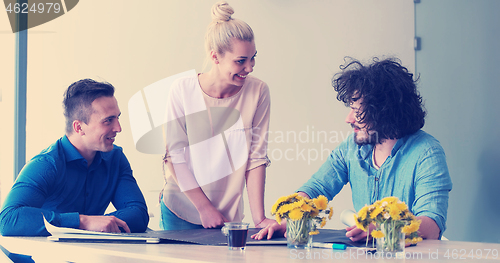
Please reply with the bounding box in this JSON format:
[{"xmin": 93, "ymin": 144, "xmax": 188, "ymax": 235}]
[
  {"xmin": 297, "ymin": 130, "xmax": 452, "ymax": 235},
  {"xmin": 0, "ymin": 135, "xmax": 149, "ymax": 236}
]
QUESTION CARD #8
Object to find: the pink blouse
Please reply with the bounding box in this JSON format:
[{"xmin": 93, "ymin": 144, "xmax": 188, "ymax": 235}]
[{"xmin": 162, "ymin": 74, "xmax": 270, "ymax": 224}]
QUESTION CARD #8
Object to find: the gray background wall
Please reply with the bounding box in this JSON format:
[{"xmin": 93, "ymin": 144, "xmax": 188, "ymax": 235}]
[{"xmin": 416, "ymin": 0, "xmax": 500, "ymax": 243}]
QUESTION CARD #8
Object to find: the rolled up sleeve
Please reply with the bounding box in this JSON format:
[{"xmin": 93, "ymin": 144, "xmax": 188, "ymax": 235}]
[{"xmin": 412, "ymin": 146, "xmax": 453, "ymax": 237}]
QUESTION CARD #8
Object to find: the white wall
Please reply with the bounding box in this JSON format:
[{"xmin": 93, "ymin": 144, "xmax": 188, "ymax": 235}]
[{"xmin": 0, "ymin": 0, "xmax": 414, "ymax": 231}]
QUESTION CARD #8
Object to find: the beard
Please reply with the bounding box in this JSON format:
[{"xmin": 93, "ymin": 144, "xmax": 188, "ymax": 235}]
[{"xmin": 352, "ymin": 124, "xmax": 378, "ymax": 146}]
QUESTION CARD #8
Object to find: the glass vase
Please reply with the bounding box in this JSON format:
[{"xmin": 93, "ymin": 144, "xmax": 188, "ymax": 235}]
[
  {"xmin": 376, "ymin": 221, "xmax": 405, "ymax": 259},
  {"xmin": 286, "ymin": 218, "xmax": 313, "ymax": 249}
]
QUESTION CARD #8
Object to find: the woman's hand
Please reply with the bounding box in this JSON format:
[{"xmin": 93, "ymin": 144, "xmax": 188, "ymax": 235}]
[
  {"xmin": 251, "ymin": 220, "xmax": 286, "ymax": 240},
  {"xmin": 199, "ymin": 205, "xmax": 228, "ymax": 228},
  {"xmin": 254, "ymin": 218, "xmax": 275, "ymax": 229}
]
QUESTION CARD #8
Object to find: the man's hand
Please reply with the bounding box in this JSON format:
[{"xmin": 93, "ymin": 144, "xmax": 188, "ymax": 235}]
[
  {"xmin": 346, "ymin": 225, "xmax": 369, "ymax": 242},
  {"xmin": 79, "ymin": 215, "xmax": 131, "ymax": 233},
  {"xmin": 199, "ymin": 205, "xmax": 228, "ymax": 228},
  {"xmin": 345, "ymin": 224, "xmax": 377, "ymax": 242},
  {"xmin": 251, "ymin": 220, "xmax": 286, "ymax": 240}
]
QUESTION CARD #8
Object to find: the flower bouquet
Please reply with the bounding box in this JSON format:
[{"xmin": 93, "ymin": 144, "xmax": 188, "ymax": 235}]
[
  {"xmin": 271, "ymin": 193, "xmax": 333, "ymax": 249},
  {"xmin": 354, "ymin": 196, "xmax": 422, "ymax": 257}
]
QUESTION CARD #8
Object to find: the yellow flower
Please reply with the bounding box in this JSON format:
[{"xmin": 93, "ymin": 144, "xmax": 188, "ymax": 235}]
[
  {"xmin": 292, "ymin": 199, "xmax": 305, "ymax": 210},
  {"xmin": 287, "ymin": 193, "xmax": 303, "ymax": 202},
  {"xmin": 381, "ymin": 196, "xmax": 398, "ymax": 204},
  {"xmin": 388, "ymin": 203, "xmax": 401, "ymax": 220},
  {"xmin": 320, "ymin": 217, "xmax": 327, "ymax": 228},
  {"xmin": 271, "ymin": 204, "xmax": 279, "ymax": 215},
  {"xmin": 396, "ymin": 201, "xmax": 408, "ymax": 212},
  {"xmin": 271, "ymin": 194, "xmax": 333, "ymax": 235},
  {"xmin": 349, "ymin": 196, "xmax": 424, "ymax": 246},
  {"xmin": 310, "ymin": 209, "xmax": 319, "ymax": 218},
  {"xmin": 354, "ymin": 215, "xmax": 367, "ymax": 232},
  {"xmin": 401, "ymin": 225, "xmax": 412, "ymax": 234},
  {"xmin": 309, "ymin": 230, "xmax": 320, "ymax": 235},
  {"xmin": 277, "ymin": 203, "xmax": 293, "ymax": 215},
  {"xmin": 371, "ymin": 230, "xmax": 385, "ymax": 239},
  {"xmin": 301, "ymin": 203, "xmax": 313, "ymax": 212},
  {"xmin": 276, "ymin": 214, "xmax": 282, "ymax": 225},
  {"xmin": 357, "ymin": 206, "xmax": 369, "ymax": 221},
  {"xmin": 402, "ymin": 220, "xmax": 421, "ymax": 234},
  {"xmin": 370, "ymin": 206, "xmax": 384, "ymax": 219},
  {"xmin": 289, "ymin": 208, "xmax": 304, "ymax": 220},
  {"xmin": 328, "ymin": 208, "xmax": 334, "ymax": 220},
  {"xmin": 313, "ymin": 195, "xmax": 329, "ymax": 210},
  {"xmin": 411, "ymin": 237, "xmax": 423, "ymax": 244},
  {"xmin": 271, "ymin": 195, "xmax": 289, "ymax": 214}
]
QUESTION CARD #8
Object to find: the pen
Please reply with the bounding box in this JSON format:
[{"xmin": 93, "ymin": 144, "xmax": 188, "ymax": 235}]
[{"xmin": 312, "ymin": 242, "xmax": 347, "ymax": 250}]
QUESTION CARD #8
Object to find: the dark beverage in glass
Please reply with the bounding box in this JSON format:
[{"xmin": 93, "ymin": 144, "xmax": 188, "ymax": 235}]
[
  {"xmin": 228, "ymin": 229, "xmax": 248, "ymax": 249},
  {"xmin": 221, "ymin": 222, "xmax": 250, "ymax": 250}
]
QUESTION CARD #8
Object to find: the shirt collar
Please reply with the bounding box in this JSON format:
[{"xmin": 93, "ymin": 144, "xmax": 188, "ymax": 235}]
[
  {"xmin": 61, "ymin": 135, "xmax": 102, "ymax": 167},
  {"xmin": 391, "ymin": 137, "xmax": 405, "ymax": 155},
  {"xmin": 62, "ymin": 135, "xmax": 84, "ymax": 162},
  {"xmin": 358, "ymin": 143, "xmax": 374, "ymax": 160},
  {"xmin": 357, "ymin": 135, "xmax": 409, "ymax": 160}
]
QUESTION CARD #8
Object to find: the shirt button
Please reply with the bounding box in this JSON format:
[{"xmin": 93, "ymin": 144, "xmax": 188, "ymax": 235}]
[{"xmin": 375, "ymin": 177, "xmax": 379, "ymax": 181}]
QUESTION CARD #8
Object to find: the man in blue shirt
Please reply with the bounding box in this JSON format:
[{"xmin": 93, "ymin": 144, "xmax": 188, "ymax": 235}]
[
  {"xmin": 252, "ymin": 57, "xmax": 452, "ymax": 241},
  {"xmin": 0, "ymin": 79, "xmax": 149, "ymax": 236}
]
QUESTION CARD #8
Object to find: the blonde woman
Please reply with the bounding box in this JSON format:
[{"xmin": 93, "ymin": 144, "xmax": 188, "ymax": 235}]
[{"xmin": 160, "ymin": 1, "xmax": 274, "ymax": 230}]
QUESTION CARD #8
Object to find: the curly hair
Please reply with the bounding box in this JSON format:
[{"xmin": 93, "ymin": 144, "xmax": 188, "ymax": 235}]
[{"xmin": 332, "ymin": 57, "xmax": 426, "ymax": 143}]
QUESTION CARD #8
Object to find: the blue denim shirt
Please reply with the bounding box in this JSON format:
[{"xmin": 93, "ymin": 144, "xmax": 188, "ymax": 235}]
[{"xmin": 297, "ymin": 130, "xmax": 452, "ymax": 236}]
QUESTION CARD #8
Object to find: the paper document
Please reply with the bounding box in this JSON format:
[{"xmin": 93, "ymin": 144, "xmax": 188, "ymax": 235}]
[{"xmin": 43, "ymin": 217, "xmax": 160, "ymax": 243}]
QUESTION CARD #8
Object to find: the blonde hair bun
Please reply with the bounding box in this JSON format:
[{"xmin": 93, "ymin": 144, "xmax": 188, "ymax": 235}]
[
  {"xmin": 211, "ymin": 1, "xmax": 234, "ymax": 22},
  {"xmin": 204, "ymin": 0, "xmax": 253, "ymax": 63}
]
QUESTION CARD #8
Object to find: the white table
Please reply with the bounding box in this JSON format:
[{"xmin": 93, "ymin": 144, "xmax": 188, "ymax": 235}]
[{"xmin": 1, "ymin": 236, "xmax": 499, "ymax": 263}]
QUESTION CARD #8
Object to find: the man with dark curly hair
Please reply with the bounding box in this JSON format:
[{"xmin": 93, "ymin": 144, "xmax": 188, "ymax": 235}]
[{"xmin": 253, "ymin": 57, "xmax": 452, "ymax": 242}]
